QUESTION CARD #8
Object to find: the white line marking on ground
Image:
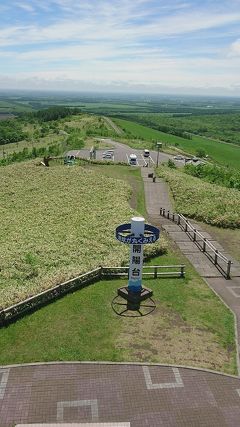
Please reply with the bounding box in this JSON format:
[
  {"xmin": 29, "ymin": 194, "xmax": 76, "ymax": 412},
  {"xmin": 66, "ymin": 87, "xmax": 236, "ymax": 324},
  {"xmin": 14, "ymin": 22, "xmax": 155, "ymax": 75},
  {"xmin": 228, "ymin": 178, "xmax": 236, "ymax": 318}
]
[
  {"xmin": 126, "ymin": 153, "xmax": 129, "ymax": 164},
  {"xmin": 227, "ymin": 287, "xmax": 240, "ymax": 298},
  {"xmin": 57, "ymin": 399, "xmax": 99, "ymax": 422},
  {"xmin": 141, "ymin": 154, "xmax": 148, "ymax": 166},
  {"xmin": 0, "ymin": 368, "xmax": 10, "ymax": 399},
  {"xmin": 149, "ymin": 156, "xmax": 155, "ymax": 165},
  {"xmin": 18, "ymin": 423, "xmax": 130, "ymax": 427},
  {"xmin": 143, "ymin": 366, "xmax": 184, "ymax": 389}
]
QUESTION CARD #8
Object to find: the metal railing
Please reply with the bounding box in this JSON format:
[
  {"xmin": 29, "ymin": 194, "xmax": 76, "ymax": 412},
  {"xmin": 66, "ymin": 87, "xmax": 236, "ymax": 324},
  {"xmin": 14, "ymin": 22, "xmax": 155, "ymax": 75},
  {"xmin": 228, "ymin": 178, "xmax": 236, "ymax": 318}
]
[
  {"xmin": 160, "ymin": 207, "xmax": 232, "ymax": 279},
  {"xmin": 102, "ymin": 264, "xmax": 185, "ymax": 279}
]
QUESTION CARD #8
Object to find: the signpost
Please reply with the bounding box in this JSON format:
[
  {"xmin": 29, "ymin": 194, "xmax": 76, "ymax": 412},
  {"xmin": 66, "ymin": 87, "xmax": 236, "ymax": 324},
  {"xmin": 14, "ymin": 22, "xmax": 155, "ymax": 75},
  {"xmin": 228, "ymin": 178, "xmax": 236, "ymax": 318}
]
[
  {"xmin": 115, "ymin": 217, "xmax": 160, "ymax": 314},
  {"xmin": 156, "ymin": 142, "xmax": 162, "ymax": 168}
]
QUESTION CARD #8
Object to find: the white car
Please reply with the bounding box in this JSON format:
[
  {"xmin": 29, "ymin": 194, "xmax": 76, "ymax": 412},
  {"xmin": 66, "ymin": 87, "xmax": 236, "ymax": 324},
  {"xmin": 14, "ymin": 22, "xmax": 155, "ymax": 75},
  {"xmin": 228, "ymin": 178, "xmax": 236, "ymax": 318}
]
[
  {"xmin": 129, "ymin": 154, "xmax": 137, "ymax": 165},
  {"xmin": 143, "ymin": 149, "xmax": 150, "ymax": 157},
  {"xmin": 174, "ymin": 155, "xmax": 185, "ymax": 161},
  {"xmin": 102, "ymin": 152, "xmax": 113, "ymax": 159}
]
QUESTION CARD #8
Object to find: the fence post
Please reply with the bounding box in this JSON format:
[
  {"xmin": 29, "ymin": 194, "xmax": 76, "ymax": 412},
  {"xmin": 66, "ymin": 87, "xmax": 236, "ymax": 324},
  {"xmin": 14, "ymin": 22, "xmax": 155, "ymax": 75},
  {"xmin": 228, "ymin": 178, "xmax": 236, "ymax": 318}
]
[
  {"xmin": 226, "ymin": 260, "xmax": 231, "ymax": 280},
  {"xmin": 214, "ymin": 250, "xmax": 218, "ymax": 265},
  {"xmin": 173, "ymin": 213, "xmax": 175, "ymax": 222},
  {"xmin": 160, "ymin": 208, "xmax": 162, "ymax": 216},
  {"xmin": 180, "ymin": 265, "xmax": 185, "ymax": 277},
  {"xmin": 193, "ymin": 228, "xmax": 196, "ymax": 242},
  {"xmin": 167, "ymin": 210, "xmax": 170, "ymax": 219},
  {"xmin": 0, "ymin": 310, "xmax": 6, "ymax": 327},
  {"xmin": 203, "ymin": 238, "xmax": 206, "ymax": 252},
  {"xmin": 177, "ymin": 214, "xmax": 180, "ymax": 225},
  {"xmin": 185, "ymin": 220, "xmax": 188, "ymax": 232},
  {"xmin": 154, "ymin": 266, "xmax": 157, "ymax": 279},
  {"xmin": 163, "ymin": 209, "xmax": 166, "ymax": 217}
]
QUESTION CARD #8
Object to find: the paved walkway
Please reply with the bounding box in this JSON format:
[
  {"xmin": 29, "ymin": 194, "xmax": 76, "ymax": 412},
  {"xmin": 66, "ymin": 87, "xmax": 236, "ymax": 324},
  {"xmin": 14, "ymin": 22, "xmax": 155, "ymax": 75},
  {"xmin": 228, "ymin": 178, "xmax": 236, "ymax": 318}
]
[
  {"xmin": 142, "ymin": 167, "xmax": 240, "ymax": 368},
  {"xmin": 1, "ymin": 362, "xmax": 240, "ymax": 427}
]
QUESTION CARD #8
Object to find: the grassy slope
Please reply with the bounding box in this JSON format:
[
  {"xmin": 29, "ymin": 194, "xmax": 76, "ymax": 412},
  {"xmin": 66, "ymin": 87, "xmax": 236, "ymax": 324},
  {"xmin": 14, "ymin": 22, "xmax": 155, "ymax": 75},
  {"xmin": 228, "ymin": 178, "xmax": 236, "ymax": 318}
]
[
  {"xmin": 127, "ymin": 112, "xmax": 240, "ymax": 145},
  {"xmin": 0, "ymin": 162, "xmax": 132, "ymax": 307},
  {"xmin": 156, "ymin": 165, "xmax": 240, "ymax": 228},
  {"xmin": 113, "ymin": 118, "xmax": 240, "ymax": 170},
  {"xmin": 0, "ymin": 162, "xmax": 166, "ymax": 308},
  {"xmin": 0, "ymin": 113, "xmax": 116, "ymax": 159}
]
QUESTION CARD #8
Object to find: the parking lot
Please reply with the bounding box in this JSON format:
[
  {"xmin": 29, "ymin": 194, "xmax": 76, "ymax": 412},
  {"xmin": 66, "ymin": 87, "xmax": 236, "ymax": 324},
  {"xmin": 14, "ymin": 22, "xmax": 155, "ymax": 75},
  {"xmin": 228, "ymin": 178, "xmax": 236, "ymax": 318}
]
[{"xmin": 67, "ymin": 138, "xmax": 180, "ymax": 167}]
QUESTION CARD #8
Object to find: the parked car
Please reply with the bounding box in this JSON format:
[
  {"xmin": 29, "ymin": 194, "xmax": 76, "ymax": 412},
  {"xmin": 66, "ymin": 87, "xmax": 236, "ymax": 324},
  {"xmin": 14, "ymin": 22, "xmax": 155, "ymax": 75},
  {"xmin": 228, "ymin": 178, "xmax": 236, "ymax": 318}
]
[
  {"xmin": 173, "ymin": 155, "xmax": 185, "ymax": 160},
  {"xmin": 129, "ymin": 154, "xmax": 137, "ymax": 165},
  {"xmin": 143, "ymin": 149, "xmax": 150, "ymax": 157},
  {"xmin": 102, "ymin": 152, "xmax": 113, "ymax": 159}
]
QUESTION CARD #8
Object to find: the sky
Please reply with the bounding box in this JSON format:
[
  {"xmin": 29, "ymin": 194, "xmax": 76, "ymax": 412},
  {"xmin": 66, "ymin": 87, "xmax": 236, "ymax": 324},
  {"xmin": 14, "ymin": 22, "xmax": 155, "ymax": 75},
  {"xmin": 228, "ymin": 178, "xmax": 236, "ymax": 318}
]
[{"xmin": 1, "ymin": 0, "xmax": 240, "ymax": 95}]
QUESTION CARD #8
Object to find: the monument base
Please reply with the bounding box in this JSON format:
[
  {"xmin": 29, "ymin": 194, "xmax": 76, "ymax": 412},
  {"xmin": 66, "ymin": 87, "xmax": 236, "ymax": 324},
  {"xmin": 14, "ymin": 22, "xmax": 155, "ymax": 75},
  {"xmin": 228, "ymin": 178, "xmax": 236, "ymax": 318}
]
[
  {"xmin": 117, "ymin": 286, "xmax": 153, "ymax": 311},
  {"xmin": 112, "ymin": 286, "xmax": 155, "ymax": 316}
]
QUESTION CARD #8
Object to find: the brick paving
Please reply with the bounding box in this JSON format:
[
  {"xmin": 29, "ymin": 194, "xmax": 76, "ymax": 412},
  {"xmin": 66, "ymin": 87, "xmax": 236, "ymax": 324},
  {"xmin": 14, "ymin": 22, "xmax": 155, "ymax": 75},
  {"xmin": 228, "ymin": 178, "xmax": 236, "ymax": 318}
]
[{"xmin": 1, "ymin": 363, "xmax": 240, "ymax": 427}]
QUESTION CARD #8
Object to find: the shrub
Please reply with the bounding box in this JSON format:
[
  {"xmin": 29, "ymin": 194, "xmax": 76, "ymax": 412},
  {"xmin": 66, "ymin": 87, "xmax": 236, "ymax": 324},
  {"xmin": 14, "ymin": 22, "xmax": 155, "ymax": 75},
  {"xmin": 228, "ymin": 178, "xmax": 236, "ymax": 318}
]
[{"xmin": 157, "ymin": 165, "xmax": 240, "ymax": 228}]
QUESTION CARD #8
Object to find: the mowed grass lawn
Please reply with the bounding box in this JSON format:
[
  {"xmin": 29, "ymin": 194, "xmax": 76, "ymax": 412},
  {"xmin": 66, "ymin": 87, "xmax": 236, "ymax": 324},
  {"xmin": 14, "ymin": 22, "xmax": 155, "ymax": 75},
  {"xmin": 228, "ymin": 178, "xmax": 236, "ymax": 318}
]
[
  {"xmin": 0, "ymin": 250, "xmax": 237, "ymax": 375},
  {"xmin": 113, "ymin": 118, "xmax": 240, "ymax": 169}
]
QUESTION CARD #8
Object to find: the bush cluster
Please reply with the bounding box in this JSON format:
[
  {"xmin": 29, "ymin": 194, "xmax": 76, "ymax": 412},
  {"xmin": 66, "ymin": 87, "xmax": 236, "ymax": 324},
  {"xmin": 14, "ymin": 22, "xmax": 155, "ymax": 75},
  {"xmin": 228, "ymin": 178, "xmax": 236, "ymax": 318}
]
[
  {"xmin": 157, "ymin": 166, "xmax": 240, "ymax": 228},
  {"xmin": 184, "ymin": 163, "xmax": 240, "ymax": 190}
]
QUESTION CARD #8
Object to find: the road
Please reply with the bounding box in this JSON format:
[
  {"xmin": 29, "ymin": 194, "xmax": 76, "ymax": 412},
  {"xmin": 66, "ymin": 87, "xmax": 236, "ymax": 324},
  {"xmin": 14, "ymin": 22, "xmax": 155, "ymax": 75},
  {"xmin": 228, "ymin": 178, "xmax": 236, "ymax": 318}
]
[{"xmin": 67, "ymin": 138, "xmax": 183, "ymax": 167}]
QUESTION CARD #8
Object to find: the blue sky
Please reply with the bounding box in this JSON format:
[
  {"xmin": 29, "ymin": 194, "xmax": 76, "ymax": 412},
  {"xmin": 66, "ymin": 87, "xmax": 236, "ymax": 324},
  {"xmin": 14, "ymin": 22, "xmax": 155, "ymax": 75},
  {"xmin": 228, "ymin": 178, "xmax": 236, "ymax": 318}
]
[{"xmin": 1, "ymin": 0, "xmax": 240, "ymax": 95}]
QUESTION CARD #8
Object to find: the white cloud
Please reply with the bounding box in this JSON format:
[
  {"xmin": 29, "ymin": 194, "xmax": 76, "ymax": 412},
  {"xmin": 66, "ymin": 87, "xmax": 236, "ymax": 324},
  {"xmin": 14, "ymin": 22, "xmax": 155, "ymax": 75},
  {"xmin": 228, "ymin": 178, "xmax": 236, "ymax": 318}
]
[
  {"xmin": 230, "ymin": 39, "xmax": 240, "ymax": 55},
  {"xmin": 0, "ymin": 6, "xmax": 240, "ymax": 47},
  {"xmin": 15, "ymin": 2, "xmax": 35, "ymax": 13},
  {"xmin": 1, "ymin": 0, "xmax": 240, "ymax": 93}
]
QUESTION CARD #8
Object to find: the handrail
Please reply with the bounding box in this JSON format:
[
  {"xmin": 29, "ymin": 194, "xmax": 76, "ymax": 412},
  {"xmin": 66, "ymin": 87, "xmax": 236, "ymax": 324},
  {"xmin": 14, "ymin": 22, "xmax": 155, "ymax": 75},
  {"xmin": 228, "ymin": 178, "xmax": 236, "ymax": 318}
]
[
  {"xmin": 178, "ymin": 214, "xmax": 229, "ymax": 262},
  {"xmin": 102, "ymin": 264, "xmax": 185, "ymax": 278},
  {"xmin": 159, "ymin": 207, "xmax": 232, "ymax": 279}
]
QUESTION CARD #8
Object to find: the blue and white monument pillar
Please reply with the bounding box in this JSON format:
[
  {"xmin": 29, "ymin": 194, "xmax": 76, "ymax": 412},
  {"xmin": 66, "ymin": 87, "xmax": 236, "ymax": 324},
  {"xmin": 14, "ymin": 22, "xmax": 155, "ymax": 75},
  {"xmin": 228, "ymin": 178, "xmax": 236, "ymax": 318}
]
[
  {"xmin": 128, "ymin": 217, "xmax": 145, "ymax": 293},
  {"xmin": 115, "ymin": 217, "xmax": 160, "ymax": 307}
]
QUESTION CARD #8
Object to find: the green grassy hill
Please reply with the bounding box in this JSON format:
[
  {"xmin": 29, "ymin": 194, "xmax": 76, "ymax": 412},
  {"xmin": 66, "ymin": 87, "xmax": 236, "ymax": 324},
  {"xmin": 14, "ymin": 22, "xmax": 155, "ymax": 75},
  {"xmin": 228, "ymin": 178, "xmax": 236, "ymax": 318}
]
[{"xmin": 113, "ymin": 118, "xmax": 240, "ymax": 169}]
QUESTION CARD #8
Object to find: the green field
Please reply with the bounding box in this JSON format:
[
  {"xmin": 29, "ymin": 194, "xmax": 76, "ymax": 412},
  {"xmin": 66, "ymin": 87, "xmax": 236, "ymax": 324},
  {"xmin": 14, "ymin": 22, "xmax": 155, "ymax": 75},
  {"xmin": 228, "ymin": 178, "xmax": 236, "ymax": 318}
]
[
  {"xmin": 113, "ymin": 118, "xmax": 240, "ymax": 169},
  {"xmin": 124, "ymin": 112, "xmax": 240, "ymax": 145},
  {"xmin": 0, "ymin": 100, "xmax": 33, "ymax": 113}
]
